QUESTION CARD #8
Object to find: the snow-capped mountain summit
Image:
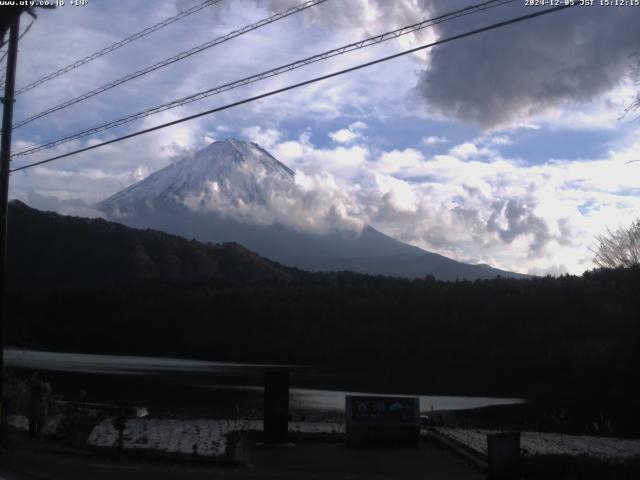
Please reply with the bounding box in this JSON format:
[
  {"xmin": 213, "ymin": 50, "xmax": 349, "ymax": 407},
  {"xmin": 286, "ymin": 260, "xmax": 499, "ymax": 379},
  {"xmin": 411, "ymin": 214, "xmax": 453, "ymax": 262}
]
[
  {"xmin": 97, "ymin": 139, "xmax": 527, "ymax": 280},
  {"xmin": 99, "ymin": 139, "xmax": 294, "ymax": 217}
]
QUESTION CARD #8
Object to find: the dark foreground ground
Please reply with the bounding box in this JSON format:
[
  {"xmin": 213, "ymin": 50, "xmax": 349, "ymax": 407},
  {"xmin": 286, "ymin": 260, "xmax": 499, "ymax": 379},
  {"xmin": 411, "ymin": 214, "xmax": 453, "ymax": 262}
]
[
  {"xmin": 4, "ymin": 441, "xmax": 638, "ymax": 480},
  {"xmin": 3, "ymin": 428, "xmax": 639, "ymax": 479},
  {"xmin": 0, "ymin": 440, "xmax": 483, "ymax": 480}
]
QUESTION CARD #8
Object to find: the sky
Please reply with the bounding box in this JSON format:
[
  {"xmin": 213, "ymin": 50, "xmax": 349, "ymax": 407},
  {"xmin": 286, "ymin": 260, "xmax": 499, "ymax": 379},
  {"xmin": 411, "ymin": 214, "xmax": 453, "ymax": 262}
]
[{"xmin": 4, "ymin": 0, "xmax": 640, "ymax": 275}]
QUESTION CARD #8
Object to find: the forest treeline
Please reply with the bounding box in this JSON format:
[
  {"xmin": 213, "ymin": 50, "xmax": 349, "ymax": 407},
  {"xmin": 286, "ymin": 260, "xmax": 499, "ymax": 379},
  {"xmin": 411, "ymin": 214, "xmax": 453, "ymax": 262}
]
[
  {"xmin": 5, "ymin": 201, "xmax": 640, "ymax": 433},
  {"xmin": 8, "ymin": 268, "xmax": 639, "ymax": 399}
]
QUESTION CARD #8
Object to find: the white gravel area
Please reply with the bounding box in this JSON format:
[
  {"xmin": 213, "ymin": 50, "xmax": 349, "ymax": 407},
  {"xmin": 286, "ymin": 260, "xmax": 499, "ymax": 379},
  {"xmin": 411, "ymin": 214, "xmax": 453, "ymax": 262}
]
[
  {"xmin": 9, "ymin": 414, "xmax": 344, "ymax": 458},
  {"xmin": 11, "ymin": 413, "xmax": 639, "ymax": 463},
  {"xmin": 434, "ymin": 427, "xmax": 640, "ymax": 463},
  {"xmin": 87, "ymin": 417, "xmax": 345, "ymax": 457}
]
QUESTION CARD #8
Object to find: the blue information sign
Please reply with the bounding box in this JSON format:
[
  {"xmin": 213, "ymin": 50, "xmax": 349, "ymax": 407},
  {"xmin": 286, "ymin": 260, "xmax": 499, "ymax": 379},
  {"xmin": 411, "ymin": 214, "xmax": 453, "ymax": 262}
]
[
  {"xmin": 349, "ymin": 396, "xmax": 417, "ymax": 423},
  {"xmin": 345, "ymin": 395, "xmax": 420, "ymax": 447}
]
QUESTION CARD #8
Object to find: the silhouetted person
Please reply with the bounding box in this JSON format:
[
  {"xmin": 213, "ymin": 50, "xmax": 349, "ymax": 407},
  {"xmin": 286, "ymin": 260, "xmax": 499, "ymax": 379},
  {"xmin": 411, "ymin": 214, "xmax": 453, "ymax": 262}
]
[{"xmin": 28, "ymin": 371, "xmax": 52, "ymax": 440}]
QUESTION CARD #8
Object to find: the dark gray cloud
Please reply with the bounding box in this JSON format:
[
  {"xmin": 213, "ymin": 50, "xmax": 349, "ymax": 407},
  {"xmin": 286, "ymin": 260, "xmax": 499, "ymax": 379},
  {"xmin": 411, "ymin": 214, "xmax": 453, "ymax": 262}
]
[
  {"xmin": 418, "ymin": 3, "xmax": 640, "ymax": 128},
  {"xmin": 486, "ymin": 198, "xmax": 551, "ymax": 257}
]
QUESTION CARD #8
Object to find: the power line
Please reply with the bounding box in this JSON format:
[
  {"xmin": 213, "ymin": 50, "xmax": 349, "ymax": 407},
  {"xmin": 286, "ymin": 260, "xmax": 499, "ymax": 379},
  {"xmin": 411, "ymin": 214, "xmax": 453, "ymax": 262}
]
[
  {"xmin": 13, "ymin": 0, "xmax": 224, "ymax": 96},
  {"xmin": 12, "ymin": 0, "xmax": 510, "ymax": 153},
  {"xmin": 13, "ymin": 0, "xmax": 328, "ymax": 130},
  {"xmin": 10, "ymin": 4, "xmax": 577, "ymax": 174},
  {"xmin": 17, "ymin": 20, "xmax": 34, "ymax": 40},
  {"xmin": 13, "ymin": 0, "xmax": 515, "ymax": 157}
]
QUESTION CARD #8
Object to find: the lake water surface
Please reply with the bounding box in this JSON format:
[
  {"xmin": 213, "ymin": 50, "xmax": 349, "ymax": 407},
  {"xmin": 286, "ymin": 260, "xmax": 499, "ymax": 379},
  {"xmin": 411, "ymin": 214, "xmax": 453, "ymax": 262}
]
[{"xmin": 6, "ymin": 349, "xmax": 522, "ymax": 415}]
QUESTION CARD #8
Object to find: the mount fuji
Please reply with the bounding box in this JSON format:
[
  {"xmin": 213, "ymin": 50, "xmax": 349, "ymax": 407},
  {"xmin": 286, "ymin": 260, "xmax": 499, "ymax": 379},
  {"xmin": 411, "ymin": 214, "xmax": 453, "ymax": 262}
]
[{"xmin": 97, "ymin": 139, "xmax": 526, "ymax": 280}]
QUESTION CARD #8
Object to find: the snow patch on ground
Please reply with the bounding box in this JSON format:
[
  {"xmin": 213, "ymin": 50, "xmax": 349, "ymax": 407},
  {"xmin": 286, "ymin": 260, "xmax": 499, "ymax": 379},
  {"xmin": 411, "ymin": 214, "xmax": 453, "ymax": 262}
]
[
  {"xmin": 8, "ymin": 415, "xmax": 63, "ymax": 436},
  {"xmin": 435, "ymin": 428, "xmax": 640, "ymax": 463}
]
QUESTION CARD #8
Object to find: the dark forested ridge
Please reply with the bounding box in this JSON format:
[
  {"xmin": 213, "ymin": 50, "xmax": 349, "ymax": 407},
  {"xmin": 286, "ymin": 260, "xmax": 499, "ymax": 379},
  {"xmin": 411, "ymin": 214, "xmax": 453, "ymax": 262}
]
[
  {"xmin": 7, "ymin": 200, "xmax": 294, "ymax": 288},
  {"xmin": 6, "ymin": 202, "xmax": 640, "ymax": 433}
]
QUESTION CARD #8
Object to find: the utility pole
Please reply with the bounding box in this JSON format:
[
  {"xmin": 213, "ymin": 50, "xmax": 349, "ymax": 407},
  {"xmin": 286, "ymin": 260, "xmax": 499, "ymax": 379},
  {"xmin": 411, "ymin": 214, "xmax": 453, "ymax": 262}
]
[{"xmin": 0, "ymin": 12, "xmax": 21, "ymax": 431}]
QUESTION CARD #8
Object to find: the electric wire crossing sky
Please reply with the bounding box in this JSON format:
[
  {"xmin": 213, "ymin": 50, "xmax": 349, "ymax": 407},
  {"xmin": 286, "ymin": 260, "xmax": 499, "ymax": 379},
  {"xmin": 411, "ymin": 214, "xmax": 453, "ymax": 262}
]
[{"xmin": 10, "ymin": 0, "xmax": 578, "ymax": 173}]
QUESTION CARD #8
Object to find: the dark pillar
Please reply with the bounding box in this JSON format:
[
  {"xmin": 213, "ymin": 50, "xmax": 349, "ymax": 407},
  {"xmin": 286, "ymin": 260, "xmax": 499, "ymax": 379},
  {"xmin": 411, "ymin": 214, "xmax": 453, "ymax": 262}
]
[{"xmin": 263, "ymin": 371, "xmax": 289, "ymax": 444}]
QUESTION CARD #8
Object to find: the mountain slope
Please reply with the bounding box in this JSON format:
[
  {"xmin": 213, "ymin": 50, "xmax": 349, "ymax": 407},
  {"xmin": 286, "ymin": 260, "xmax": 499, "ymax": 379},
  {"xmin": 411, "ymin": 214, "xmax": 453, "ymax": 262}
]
[
  {"xmin": 290, "ymin": 253, "xmax": 526, "ymax": 281},
  {"xmin": 97, "ymin": 139, "xmax": 528, "ymax": 280}
]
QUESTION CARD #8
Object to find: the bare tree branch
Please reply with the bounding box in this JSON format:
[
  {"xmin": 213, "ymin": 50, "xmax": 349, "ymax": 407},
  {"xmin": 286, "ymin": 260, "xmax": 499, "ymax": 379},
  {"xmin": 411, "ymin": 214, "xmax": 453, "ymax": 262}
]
[{"xmin": 591, "ymin": 218, "xmax": 640, "ymax": 269}]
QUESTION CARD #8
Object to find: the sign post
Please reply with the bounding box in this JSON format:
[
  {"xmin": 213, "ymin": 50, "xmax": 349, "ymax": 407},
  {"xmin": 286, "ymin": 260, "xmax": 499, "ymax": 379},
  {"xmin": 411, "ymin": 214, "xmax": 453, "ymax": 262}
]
[
  {"xmin": 0, "ymin": 12, "xmax": 21, "ymax": 440},
  {"xmin": 487, "ymin": 431, "xmax": 521, "ymax": 479},
  {"xmin": 263, "ymin": 371, "xmax": 289, "ymax": 444}
]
